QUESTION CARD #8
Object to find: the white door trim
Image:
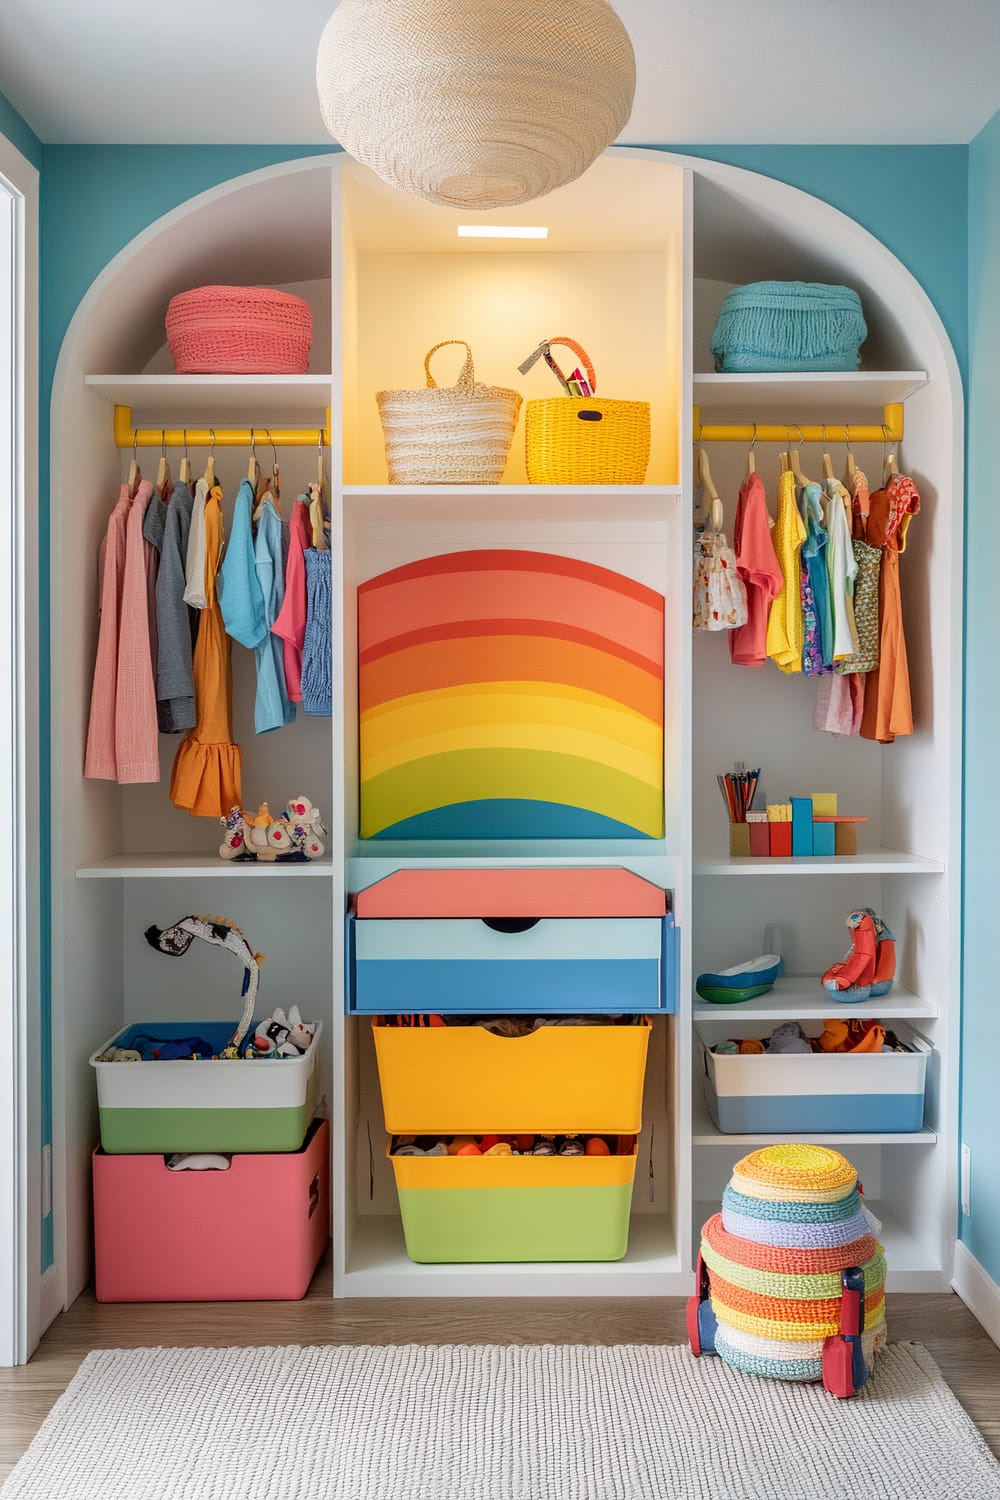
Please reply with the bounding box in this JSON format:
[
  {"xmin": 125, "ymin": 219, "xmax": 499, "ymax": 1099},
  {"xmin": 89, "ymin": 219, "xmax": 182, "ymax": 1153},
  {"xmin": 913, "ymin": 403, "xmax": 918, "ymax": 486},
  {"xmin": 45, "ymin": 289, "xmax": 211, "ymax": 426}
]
[{"xmin": 0, "ymin": 128, "xmax": 40, "ymax": 1368}]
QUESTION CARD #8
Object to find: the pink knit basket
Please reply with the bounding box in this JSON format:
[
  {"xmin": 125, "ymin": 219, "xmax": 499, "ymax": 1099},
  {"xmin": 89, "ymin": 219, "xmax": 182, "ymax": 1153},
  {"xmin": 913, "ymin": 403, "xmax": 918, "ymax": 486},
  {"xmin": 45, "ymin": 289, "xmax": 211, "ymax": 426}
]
[{"xmin": 165, "ymin": 285, "xmax": 313, "ymax": 374}]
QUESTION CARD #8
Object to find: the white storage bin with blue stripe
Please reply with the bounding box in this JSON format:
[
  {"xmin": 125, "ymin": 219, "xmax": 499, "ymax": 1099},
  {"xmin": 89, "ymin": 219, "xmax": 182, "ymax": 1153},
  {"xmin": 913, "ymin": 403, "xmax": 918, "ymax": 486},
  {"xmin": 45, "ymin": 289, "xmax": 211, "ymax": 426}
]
[
  {"xmin": 347, "ymin": 867, "xmax": 677, "ymax": 1015},
  {"xmin": 698, "ymin": 1019, "xmax": 932, "ymax": 1134}
]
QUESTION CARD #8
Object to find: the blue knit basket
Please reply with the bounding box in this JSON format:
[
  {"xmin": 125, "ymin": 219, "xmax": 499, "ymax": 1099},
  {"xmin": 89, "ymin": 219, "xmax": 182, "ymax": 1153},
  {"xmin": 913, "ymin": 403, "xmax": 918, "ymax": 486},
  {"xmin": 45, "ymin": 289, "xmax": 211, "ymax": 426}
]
[{"xmin": 710, "ymin": 281, "xmax": 867, "ymax": 373}]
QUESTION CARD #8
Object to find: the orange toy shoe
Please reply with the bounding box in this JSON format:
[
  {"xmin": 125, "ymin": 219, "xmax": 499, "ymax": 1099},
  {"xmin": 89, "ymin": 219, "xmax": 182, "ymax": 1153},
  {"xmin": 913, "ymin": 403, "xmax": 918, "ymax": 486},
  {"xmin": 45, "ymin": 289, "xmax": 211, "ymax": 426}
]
[
  {"xmin": 822, "ymin": 910, "xmax": 877, "ymax": 1002},
  {"xmin": 869, "ymin": 915, "xmax": 896, "ymax": 998}
]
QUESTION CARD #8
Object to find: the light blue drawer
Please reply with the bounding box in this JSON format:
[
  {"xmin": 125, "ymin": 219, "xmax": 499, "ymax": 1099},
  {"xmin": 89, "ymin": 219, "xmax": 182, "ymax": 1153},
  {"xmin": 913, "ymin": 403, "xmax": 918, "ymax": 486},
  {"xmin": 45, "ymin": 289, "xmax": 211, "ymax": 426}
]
[{"xmin": 346, "ymin": 912, "xmax": 678, "ymax": 1015}]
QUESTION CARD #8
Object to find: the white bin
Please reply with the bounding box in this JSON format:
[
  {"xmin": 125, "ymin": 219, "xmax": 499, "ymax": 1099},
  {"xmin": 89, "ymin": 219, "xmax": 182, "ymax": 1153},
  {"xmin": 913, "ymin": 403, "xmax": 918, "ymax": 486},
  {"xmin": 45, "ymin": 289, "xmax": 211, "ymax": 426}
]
[{"xmin": 697, "ymin": 1019, "xmax": 931, "ymax": 1134}]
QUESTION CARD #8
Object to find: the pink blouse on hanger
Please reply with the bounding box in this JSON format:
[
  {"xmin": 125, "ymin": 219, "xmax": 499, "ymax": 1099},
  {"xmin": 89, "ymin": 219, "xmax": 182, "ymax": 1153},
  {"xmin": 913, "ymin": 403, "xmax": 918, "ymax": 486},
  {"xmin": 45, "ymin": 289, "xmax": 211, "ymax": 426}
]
[
  {"xmin": 272, "ymin": 497, "xmax": 311, "ymax": 703},
  {"xmin": 84, "ymin": 485, "xmax": 131, "ymax": 780},
  {"xmin": 115, "ymin": 479, "xmax": 160, "ymax": 782}
]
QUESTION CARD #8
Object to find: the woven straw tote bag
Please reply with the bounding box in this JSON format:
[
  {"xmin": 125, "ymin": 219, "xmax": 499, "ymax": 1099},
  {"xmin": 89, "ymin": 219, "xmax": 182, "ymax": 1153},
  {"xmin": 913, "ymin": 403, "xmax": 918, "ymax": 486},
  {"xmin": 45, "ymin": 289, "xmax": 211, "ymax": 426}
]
[{"xmin": 377, "ymin": 341, "xmax": 522, "ymax": 485}]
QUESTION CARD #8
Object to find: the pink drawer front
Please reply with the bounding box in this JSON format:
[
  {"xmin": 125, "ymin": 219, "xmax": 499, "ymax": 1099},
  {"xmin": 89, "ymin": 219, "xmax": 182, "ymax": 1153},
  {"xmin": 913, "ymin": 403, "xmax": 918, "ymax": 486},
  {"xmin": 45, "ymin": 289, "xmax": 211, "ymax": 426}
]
[{"xmin": 93, "ymin": 1118, "xmax": 329, "ymax": 1302}]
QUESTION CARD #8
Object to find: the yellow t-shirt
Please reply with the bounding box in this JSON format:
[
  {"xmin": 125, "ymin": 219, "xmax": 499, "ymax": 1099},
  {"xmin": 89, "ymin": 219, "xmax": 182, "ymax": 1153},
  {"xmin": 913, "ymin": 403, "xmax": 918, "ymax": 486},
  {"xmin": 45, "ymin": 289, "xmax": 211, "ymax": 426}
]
[{"xmin": 766, "ymin": 469, "xmax": 806, "ymax": 674}]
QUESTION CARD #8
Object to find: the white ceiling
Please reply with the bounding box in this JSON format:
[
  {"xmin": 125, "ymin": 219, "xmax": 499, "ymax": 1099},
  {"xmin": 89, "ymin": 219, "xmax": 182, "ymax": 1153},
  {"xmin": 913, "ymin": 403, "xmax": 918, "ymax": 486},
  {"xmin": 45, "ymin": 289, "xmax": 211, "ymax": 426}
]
[{"xmin": 1, "ymin": 0, "xmax": 998, "ymax": 147}]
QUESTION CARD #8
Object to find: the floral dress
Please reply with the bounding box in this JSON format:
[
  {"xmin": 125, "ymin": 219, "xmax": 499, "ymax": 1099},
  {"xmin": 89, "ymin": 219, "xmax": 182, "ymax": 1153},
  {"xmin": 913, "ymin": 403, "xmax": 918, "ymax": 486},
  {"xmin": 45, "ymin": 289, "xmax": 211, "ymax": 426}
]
[{"xmin": 693, "ymin": 530, "xmax": 748, "ymax": 631}]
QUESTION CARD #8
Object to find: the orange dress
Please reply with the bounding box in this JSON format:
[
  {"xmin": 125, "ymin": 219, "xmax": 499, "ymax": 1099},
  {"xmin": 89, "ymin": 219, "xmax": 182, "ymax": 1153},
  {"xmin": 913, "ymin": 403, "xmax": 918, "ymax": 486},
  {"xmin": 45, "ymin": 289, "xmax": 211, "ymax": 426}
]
[
  {"xmin": 170, "ymin": 487, "xmax": 243, "ymax": 815},
  {"xmin": 860, "ymin": 473, "xmax": 920, "ymax": 744}
]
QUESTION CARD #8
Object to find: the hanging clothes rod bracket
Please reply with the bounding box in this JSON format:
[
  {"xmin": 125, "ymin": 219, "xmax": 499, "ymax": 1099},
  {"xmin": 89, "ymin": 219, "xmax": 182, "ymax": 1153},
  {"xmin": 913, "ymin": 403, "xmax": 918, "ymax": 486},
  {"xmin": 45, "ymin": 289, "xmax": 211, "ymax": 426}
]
[
  {"xmin": 691, "ymin": 402, "xmax": 903, "ymax": 446},
  {"xmin": 113, "ymin": 404, "xmax": 332, "ymax": 449}
]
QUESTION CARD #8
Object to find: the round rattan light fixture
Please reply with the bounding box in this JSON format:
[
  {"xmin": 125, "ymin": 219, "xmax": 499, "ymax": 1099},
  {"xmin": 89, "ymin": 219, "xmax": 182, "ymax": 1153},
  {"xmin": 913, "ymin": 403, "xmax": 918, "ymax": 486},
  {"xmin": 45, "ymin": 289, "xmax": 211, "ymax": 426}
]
[{"xmin": 316, "ymin": 0, "xmax": 636, "ymax": 210}]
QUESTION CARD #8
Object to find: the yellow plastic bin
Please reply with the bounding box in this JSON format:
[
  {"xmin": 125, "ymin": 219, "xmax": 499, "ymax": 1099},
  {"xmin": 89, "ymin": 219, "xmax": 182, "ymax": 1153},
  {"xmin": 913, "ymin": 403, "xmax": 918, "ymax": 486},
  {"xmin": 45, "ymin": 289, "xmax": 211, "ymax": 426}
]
[
  {"xmin": 388, "ymin": 1139, "xmax": 638, "ymax": 1263},
  {"xmin": 373, "ymin": 1018, "xmax": 651, "ymax": 1135}
]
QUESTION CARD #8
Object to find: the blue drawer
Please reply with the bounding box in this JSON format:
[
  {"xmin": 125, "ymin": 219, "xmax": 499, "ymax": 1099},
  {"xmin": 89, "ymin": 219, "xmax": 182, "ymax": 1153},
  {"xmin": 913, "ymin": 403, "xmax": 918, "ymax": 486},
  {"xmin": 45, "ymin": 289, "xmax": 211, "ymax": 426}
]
[{"xmin": 346, "ymin": 911, "xmax": 678, "ymax": 1015}]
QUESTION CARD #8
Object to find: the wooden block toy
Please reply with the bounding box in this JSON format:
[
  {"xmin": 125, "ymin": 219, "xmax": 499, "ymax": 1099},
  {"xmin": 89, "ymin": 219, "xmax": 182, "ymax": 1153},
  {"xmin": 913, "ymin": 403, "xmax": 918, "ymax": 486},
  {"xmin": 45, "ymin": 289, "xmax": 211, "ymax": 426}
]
[
  {"xmin": 835, "ymin": 824, "xmax": 858, "ymax": 856},
  {"xmin": 790, "ymin": 797, "xmax": 814, "ymax": 857},
  {"xmin": 729, "ymin": 823, "xmax": 751, "ymax": 857},
  {"xmin": 811, "ymin": 792, "xmax": 838, "ymax": 817},
  {"xmin": 770, "ymin": 823, "xmax": 792, "ymax": 857},
  {"xmin": 812, "ymin": 821, "xmax": 836, "ymax": 857},
  {"xmin": 749, "ymin": 820, "xmax": 770, "ymax": 857}
]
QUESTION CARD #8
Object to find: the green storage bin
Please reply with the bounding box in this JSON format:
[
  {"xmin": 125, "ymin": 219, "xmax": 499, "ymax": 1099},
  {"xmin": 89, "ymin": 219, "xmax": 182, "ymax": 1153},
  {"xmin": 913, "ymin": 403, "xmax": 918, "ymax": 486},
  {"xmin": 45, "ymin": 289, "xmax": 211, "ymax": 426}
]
[{"xmin": 388, "ymin": 1139, "xmax": 638, "ymax": 1263}]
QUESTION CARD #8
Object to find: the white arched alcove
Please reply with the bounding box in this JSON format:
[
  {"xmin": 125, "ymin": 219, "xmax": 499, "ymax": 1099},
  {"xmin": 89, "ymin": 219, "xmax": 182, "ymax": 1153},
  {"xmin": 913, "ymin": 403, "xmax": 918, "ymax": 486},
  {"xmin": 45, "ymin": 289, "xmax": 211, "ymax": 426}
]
[{"xmin": 46, "ymin": 148, "xmax": 962, "ymax": 1319}]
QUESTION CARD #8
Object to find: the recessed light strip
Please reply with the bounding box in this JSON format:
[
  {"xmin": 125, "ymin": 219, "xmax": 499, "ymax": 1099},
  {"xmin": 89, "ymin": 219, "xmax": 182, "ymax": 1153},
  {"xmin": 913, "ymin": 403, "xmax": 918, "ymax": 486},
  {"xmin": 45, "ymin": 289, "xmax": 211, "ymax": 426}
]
[{"xmin": 457, "ymin": 225, "xmax": 549, "ymax": 239}]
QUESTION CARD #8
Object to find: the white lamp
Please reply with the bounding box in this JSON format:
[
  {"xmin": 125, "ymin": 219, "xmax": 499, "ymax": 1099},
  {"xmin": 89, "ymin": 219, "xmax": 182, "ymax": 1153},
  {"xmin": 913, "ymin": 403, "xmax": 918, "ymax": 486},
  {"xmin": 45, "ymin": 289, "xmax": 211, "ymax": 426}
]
[{"xmin": 316, "ymin": 0, "xmax": 635, "ymax": 210}]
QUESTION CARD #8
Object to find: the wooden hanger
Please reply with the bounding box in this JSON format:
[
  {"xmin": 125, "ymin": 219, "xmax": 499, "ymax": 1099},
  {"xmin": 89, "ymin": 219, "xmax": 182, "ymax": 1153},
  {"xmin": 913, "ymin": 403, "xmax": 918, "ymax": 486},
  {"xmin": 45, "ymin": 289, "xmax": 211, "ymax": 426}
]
[
  {"xmin": 883, "ymin": 427, "xmax": 899, "ymax": 483},
  {"xmin": 127, "ymin": 429, "xmax": 140, "ymax": 494},
  {"xmin": 789, "ymin": 425, "xmax": 813, "ymax": 488},
  {"xmin": 203, "ymin": 429, "xmax": 216, "ymax": 487},
  {"xmin": 746, "ymin": 423, "xmax": 757, "ymax": 476},
  {"xmin": 247, "ymin": 430, "xmax": 260, "ymax": 488},
  {"xmin": 309, "ymin": 436, "xmax": 329, "ymax": 550},
  {"xmin": 155, "ymin": 431, "xmax": 171, "ymax": 491},
  {"xmin": 821, "ymin": 425, "xmax": 834, "ymax": 481},
  {"xmin": 697, "ymin": 445, "xmax": 724, "ymax": 533},
  {"xmin": 779, "ymin": 450, "xmax": 789, "ymax": 473},
  {"xmin": 308, "ymin": 482, "xmax": 329, "ymax": 550},
  {"xmin": 179, "ymin": 430, "xmax": 193, "ymax": 487},
  {"xmin": 843, "ymin": 423, "xmax": 857, "ymax": 483}
]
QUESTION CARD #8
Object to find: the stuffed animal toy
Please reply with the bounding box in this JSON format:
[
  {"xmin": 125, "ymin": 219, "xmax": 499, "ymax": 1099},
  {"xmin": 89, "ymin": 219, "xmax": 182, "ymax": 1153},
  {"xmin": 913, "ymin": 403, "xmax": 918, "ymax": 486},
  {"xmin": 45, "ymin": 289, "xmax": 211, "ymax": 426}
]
[
  {"xmin": 252, "ymin": 1005, "xmax": 316, "ymax": 1057},
  {"xmin": 283, "ymin": 796, "xmax": 328, "ymax": 859}
]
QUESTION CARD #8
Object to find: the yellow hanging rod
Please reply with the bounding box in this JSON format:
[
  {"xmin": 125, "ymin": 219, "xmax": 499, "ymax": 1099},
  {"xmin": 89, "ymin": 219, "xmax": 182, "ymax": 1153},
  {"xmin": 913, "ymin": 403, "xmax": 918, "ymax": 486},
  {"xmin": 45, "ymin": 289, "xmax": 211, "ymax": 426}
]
[
  {"xmin": 113, "ymin": 404, "xmax": 332, "ymax": 449},
  {"xmin": 692, "ymin": 402, "xmax": 903, "ymax": 446}
]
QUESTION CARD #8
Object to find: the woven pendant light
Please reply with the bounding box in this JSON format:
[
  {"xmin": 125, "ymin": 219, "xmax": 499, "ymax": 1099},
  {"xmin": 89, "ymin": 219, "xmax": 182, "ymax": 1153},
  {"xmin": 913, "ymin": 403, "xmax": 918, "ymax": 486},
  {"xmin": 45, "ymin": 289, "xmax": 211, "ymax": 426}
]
[{"xmin": 316, "ymin": 0, "xmax": 636, "ymax": 210}]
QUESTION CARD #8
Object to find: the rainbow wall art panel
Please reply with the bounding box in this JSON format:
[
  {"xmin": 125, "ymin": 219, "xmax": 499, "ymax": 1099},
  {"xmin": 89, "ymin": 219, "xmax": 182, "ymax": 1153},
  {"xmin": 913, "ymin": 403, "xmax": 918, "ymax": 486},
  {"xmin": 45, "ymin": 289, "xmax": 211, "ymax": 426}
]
[{"xmin": 358, "ymin": 550, "xmax": 665, "ymax": 839}]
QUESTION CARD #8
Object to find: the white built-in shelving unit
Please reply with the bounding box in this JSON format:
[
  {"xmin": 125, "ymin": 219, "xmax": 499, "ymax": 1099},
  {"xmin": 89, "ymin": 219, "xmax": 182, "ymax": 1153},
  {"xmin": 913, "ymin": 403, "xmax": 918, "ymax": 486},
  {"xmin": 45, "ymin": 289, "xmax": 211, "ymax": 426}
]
[{"xmin": 47, "ymin": 147, "xmax": 962, "ymax": 1314}]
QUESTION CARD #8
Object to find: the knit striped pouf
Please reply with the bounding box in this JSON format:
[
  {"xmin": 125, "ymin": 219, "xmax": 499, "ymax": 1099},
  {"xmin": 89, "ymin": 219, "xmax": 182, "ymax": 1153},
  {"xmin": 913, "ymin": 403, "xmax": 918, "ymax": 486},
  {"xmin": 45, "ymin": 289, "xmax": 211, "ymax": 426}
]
[{"xmin": 699, "ymin": 1145, "xmax": 887, "ymax": 1382}]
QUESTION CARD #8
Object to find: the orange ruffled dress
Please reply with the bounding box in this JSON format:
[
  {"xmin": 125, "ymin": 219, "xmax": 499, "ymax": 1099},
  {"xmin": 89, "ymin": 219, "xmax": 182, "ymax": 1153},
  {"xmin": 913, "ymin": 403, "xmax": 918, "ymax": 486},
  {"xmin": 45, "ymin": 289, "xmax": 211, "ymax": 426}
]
[
  {"xmin": 860, "ymin": 473, "xmax": 920, "ymax": 745},
  {"xmin": 170, "ymin": 486, "xmax": 242, "ymax": 815}
]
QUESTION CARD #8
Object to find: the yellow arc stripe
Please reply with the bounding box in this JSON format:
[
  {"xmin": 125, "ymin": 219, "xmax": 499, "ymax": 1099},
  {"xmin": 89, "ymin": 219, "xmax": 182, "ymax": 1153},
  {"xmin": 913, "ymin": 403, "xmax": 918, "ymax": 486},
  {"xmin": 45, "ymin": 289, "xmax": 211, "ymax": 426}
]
[
  {"xmin": 360, "ymin": 748, "xmax": 664, "ymax": 838},
  {"xmin": 359, "ymin": 714, "xmax": 665, "ymax": 786}
]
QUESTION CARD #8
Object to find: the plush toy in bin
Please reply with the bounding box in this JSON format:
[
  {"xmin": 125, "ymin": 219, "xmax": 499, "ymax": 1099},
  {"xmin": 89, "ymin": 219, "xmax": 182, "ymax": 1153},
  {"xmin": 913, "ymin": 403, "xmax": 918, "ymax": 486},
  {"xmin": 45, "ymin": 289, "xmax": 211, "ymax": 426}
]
[{"xmin": 688, "ymin": 1144, "xmax": 887, "ymax": 1398}]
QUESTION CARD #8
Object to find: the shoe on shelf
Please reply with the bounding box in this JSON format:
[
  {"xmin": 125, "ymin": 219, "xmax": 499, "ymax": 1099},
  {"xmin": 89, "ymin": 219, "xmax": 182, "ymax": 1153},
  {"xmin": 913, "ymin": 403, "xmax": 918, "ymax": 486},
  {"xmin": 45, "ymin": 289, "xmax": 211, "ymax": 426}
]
[{"xmin": 822, "ymin": 909, "xmax": 877, "ymax": 1002}]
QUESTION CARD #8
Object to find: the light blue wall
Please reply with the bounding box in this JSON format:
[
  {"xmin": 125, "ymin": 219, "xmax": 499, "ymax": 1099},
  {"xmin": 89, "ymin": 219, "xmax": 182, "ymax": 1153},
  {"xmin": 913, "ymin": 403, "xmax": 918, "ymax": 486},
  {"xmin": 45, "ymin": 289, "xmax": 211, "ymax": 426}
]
[
  {"xmin": 962, "ymin": 108, "xmax": 1000, "ymax": 1283},
  {"xmin": 36, "ymin": 142, "xmax": 971, "ymax": 1278},
  {"xmin": 0, "ymin": 88, "xmax": 41, "ymax": 170}
]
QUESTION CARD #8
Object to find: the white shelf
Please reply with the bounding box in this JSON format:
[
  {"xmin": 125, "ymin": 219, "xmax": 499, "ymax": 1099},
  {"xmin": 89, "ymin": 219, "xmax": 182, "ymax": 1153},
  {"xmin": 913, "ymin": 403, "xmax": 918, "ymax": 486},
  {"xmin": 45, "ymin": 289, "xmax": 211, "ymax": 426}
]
[
  {"xmin": 694, "ymin": 849, "xmax": 944, "ymax": 875},
  {"xmin": 84, "ymin": 373, "xmax": 332, "ymax": 422},
  {"xmin": 339, "ymin": 1214, "xmax": 682, "ymax": 1298},
  {"xmin": 691, "ymin": 1096, "xmax": 936, "ymax": 1148},
  {"xmin": 693, "ymin": 1201, "xmax": 944, "ymax": 1292},
  {"xmin": 693, "ymin": 975, "xmax": 937, "ymax": 1022},
  {"xmin": 692, "ymin": 371, "xmax": 929, "ymax": 411},
  {"xmin": 343, "ymin": 484, "xmax": 682, "ymax": 526},
  {"xmin": 76, "ymin": 853, "xmax": 334, "ymax": 878}
]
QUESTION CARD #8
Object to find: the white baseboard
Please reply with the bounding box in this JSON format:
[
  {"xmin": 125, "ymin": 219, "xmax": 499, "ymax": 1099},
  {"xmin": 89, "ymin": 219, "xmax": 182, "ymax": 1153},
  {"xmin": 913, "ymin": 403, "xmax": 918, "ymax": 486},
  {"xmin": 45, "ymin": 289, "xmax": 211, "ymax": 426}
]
[{"xmin": 953, "ymin": 1240, "xmax": 1000, "ymax": 1349}]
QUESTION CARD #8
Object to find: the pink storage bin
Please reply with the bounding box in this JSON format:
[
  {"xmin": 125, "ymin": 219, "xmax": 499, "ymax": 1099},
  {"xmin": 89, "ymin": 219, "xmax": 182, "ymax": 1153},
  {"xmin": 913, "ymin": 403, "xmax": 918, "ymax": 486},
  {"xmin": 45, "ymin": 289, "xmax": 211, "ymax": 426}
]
[
  {"xmin": 93, "ymin": 1118, "xmax": 329, "ymax": 1302},
  {"xmin": 165, "ymin": 285, "xmax": 313, "ymax": 373}
]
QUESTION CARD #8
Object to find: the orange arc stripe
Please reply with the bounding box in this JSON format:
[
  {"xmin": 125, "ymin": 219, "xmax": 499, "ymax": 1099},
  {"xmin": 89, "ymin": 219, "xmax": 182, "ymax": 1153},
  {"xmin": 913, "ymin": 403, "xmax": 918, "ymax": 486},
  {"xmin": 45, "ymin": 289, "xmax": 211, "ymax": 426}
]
[
  {"xmin": 358, "ymin": 569, "xmax": 664, "ymax": 659},
  {"xmin": 360, "ymin": 618, "xmax": 662, "ymax": 677},
  {"xmin": 358, "ymin": 548, "xmax": 664, "ymax": 610},
  {"xmin": 359, "ymin": 636, "xmax": 664, "ymax": 721}
]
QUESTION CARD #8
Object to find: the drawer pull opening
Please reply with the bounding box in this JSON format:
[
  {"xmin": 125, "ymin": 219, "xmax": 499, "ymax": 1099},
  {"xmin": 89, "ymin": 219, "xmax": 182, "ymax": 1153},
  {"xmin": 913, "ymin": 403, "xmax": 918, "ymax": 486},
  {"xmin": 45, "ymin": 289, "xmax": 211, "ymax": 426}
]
[{"xmin": 481, "ymin": 917, "xmax": 541, "ymax": 934}]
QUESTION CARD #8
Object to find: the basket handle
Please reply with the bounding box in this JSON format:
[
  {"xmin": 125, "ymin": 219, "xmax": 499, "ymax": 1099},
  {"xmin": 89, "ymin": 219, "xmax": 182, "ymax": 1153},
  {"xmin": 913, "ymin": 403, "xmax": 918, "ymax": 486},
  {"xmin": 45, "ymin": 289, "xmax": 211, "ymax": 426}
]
[
  {"xmin": 547, "ymin": 337, "xmax": 598, "ymax": 396},
  {"xmin": 425, "ymin": 340, "xmax": 475, "ymax": 392}
]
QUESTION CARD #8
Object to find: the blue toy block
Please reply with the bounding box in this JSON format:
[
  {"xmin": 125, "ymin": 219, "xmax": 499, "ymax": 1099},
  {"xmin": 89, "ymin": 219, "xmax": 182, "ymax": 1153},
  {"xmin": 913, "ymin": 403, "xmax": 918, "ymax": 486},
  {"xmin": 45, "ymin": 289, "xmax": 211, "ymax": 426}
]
[
  {"xmin": 812, "ymin": 821, "xmax": 836, "ymax": 857},
  {"xmin": 791, "ymin": 797, "xmax": 814, "ymax": 857}
]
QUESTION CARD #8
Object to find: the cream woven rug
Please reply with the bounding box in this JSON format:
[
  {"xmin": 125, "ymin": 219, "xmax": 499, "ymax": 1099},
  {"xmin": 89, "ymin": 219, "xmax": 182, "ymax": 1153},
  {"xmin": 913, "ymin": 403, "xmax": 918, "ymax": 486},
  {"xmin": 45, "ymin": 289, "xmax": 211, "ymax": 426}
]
[{"xmin": 4, "ymin": 1342, "xmax": 999, "ymax": 1499}]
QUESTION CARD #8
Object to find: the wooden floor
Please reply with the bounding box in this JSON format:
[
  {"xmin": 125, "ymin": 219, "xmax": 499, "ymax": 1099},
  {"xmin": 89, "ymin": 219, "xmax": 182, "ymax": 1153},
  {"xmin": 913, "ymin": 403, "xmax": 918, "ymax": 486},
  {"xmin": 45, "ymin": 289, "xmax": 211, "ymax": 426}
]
[{"xmin": 3, "ymin": 1248, "xmax": 999, "ymax": 1482}]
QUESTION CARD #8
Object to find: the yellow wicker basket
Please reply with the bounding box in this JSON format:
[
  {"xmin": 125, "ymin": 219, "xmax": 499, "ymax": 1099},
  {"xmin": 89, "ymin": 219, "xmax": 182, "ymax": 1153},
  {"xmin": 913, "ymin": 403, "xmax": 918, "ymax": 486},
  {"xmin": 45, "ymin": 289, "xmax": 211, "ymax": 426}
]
[
  {"xmin": 520, "ymin": 337, "xmax": 650, "ymax": 485},
  {"xmin": 526, "ymin": 397, "xmax": 651, "ymax": 485}
]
